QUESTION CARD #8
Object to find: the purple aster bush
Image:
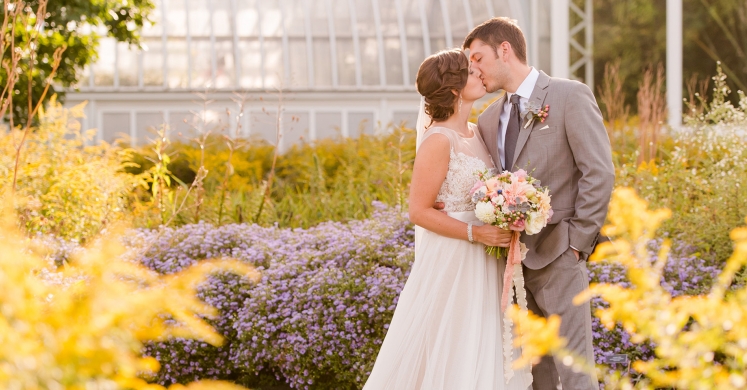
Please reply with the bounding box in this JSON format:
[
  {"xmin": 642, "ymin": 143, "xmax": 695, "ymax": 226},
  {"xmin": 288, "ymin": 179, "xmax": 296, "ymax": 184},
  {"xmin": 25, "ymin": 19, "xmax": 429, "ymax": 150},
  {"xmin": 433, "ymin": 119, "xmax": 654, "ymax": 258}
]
[{"xmin": 126, "ymin": 202, "xmax": 414, "ymax": 389}]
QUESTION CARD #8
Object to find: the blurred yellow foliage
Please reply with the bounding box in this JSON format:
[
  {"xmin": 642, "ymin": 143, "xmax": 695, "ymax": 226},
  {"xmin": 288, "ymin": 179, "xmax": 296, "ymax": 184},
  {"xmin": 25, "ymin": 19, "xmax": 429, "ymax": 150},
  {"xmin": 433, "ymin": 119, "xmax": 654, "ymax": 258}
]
[
  {"xmin": 508, "ymin": 306, "xmax": 566, "ymax": 368},
  {"xmin": 0, "ymin": 208, "xmax": 259, "ymax": 389},
  {"xmin": 571, "ymin": 188, "xmax": 747, "ymax": 389},
  {"xmin": 0, "ymin": 97, "xmax": 138, "ymax": 242}
]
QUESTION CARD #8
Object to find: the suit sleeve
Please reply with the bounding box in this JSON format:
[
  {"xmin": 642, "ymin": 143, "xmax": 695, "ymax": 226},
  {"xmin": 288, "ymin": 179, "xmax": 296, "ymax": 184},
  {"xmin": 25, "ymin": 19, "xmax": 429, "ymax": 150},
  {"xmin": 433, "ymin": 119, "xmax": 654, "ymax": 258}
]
[{"xmin": 564, "ymin": 82, "xmax": 615, "ymax": 256}]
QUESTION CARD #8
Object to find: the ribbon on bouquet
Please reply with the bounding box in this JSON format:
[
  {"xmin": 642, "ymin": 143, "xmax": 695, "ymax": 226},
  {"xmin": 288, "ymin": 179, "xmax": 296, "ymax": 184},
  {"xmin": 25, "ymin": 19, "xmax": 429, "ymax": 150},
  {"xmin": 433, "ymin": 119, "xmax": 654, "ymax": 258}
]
[{"xmin": 501, "ymin": 231, "xmax": 533, "ymax": 385}]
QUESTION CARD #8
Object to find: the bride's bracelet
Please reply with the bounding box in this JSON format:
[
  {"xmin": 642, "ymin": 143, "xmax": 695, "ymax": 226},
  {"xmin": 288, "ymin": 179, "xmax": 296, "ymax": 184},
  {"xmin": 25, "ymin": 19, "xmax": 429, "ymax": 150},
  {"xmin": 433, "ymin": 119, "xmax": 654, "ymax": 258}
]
[{"xmin": 467, "ymin": 222, "xmax": 474, "ymax": 244}]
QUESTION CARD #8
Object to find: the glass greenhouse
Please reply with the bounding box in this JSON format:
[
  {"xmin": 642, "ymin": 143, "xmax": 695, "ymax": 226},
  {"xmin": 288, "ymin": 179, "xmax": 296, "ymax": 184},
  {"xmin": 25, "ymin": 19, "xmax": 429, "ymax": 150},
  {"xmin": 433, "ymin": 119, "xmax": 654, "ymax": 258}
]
[{"xmin": 66, "ymin": 0, "xmax": 592, "ymax": 149}]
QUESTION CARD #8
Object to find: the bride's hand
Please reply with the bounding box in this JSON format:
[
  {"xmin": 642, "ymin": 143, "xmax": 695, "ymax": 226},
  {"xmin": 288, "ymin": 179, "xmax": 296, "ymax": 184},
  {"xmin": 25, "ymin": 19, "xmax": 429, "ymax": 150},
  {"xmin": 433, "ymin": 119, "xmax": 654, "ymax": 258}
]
[{"xmin": 472, "ymin": 225, "xmax": 512, "ymax": 247}]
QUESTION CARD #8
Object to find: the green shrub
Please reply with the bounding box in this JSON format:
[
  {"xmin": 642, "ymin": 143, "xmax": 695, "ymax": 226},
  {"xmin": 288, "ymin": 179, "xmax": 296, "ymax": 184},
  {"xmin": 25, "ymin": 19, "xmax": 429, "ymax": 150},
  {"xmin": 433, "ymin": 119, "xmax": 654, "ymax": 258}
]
[
  {"xmin": 125, "ymin": 127, "xmax": 416, "ymax": 229},
  {"xmin": 617, "ymin": 65, "xmax": 747, "ymax": 263}
]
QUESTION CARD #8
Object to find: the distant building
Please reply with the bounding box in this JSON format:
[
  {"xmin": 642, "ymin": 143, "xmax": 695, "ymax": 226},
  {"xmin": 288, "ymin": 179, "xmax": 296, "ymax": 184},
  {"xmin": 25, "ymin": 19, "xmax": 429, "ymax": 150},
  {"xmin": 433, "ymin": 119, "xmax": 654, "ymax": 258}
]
[{"xmin": 65, "ymin": 0, "xmax": 592, "ymax": 150}]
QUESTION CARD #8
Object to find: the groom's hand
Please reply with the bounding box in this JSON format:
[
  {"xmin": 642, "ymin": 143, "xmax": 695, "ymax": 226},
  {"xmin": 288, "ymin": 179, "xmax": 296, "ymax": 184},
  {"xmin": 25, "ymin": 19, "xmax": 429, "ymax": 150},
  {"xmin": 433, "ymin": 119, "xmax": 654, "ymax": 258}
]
[
  {"xmin": 433, "ymin": 202, "xmax": 446, "ymax": 214},
  {"xmin": 572, "ymin": 249, "xmax": 580, "ymax": 261}
]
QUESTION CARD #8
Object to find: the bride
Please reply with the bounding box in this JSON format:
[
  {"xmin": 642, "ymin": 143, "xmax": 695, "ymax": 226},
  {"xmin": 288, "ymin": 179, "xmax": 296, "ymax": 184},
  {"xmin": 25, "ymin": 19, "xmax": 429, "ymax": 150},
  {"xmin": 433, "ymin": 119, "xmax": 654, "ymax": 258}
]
[{"xmin": 363, "ymin": 49, "xmax": 532, "ymax": 390}]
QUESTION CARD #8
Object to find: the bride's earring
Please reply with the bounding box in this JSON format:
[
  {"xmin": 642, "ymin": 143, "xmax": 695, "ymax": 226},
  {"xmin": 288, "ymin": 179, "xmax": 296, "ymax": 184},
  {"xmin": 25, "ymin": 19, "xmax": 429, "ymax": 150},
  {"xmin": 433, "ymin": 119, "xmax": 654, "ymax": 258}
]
[{"xmin": 458, "ymin": 95, "xmax": 463, "ymax": 113}]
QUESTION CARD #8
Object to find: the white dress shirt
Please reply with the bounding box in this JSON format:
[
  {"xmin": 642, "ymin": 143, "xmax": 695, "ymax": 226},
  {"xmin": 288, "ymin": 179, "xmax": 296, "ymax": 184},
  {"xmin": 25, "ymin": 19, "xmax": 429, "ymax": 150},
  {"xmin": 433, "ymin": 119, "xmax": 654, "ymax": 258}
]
[{"xmin": 497, "ymin": 67, "xmax": 540, "ymax": 168}]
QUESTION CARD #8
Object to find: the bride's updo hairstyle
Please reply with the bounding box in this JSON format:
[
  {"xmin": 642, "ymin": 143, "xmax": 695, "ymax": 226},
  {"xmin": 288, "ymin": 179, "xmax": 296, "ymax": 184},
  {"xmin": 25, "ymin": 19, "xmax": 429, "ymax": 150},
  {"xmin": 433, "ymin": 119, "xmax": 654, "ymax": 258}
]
[{"xmin": 416, "ymin": 49, "xmax": 469, "ymax": 125}]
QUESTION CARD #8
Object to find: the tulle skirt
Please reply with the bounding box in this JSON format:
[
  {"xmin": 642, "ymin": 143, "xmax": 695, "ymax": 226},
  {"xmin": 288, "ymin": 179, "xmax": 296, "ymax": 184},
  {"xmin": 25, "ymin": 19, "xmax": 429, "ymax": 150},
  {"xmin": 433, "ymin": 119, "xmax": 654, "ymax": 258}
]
[{"xmin": 364, "ymin": 211, "xmax": 533, "ymax": 390}]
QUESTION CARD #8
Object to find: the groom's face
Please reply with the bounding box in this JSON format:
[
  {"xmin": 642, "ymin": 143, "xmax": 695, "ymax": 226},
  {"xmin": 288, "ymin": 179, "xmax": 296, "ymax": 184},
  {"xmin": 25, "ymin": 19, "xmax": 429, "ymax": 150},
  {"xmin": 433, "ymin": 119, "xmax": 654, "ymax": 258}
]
[{"xmin": 468, "ymin": 39, "xmax": 507, "ymax": 94}]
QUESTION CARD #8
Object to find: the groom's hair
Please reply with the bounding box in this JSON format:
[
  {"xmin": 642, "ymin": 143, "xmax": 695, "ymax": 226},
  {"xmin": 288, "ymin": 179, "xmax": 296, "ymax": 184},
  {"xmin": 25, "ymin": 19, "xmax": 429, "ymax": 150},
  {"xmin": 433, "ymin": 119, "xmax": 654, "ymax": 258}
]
[{"xmin": 463, "ymin": 17, "xmax": 527, "ymax": 65}]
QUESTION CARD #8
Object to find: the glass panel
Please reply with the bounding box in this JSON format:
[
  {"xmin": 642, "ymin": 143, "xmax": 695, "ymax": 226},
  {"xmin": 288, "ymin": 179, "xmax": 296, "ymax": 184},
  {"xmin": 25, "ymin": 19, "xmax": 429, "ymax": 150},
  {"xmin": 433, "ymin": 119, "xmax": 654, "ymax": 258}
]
[
  {"xmin": 355, "ymin": 0, "xmax": 379, "ymax": 85},
  {"xmin": 165, "ymin": 0, "xmax": 188, "ymax": 36},
  {"xmin": 427, "ymin": 2, "xmax": 448, "ymax": 53},
  {"xmin": 167, "ymin": 39, "xmax": 189, "ymax": 88},
  {"xmin": 330, "ymin": 0, "xmax": 354, "ymax": 86},
  {"xmin": 407, "ymin": 38, "xmax": 423, "ymax": 87},
  {"xmin": 211, "ymin": 0, "xmax": 233, "ymax": 37},
  {"xmin": 447, "ymin": 0, "xmax": 470, "ymax": 44},
  {"xmin": 260, "ymin": 1, "xmax": 283, "ymax": 38},
  {"xmin": 309, "ymin": 1, "xmax": 332, "ymax": 87},
  {"xmin": 215, "ymin": 39, "xmax": 236, "ymax": 88},
  {"xmin": 237, "ymin": 0, "xmax": 262, "ymax": 89},
  {"xmin": 360, "ymin": 37, "xmax": 380, "ymax": 85},
  {"xmin": 288, "ymin": 39, "xmax": 309, "ymax": 87},
  {"xmin": 239, "ymin": 40, "xmax": 262, "ymax": 88},
  {"xmin": 143, "ymin": 39, "xmax": 164, "ymax": 86},
  {"xmin": 263, "ymin": 39, "xmax": 283, "ymax": 88},
  {"xmin": 187, "ymin": 0, "xmax": 211, "ymax": 37},
  {"xmin": 384, "ymin": 38, "xmax": 403, "ymax": 85},
  {"xmin": 315, "ymin": 112, "xmax": 342, "ymax": 139},
  {"xmin": 313, "ymin": 39, "xmax": 333, "ymax": 87},
  {"xmin": 142, "ymin": 5, "xmax": 163, "ymax": 37},
  {"xmin": 336, "ymin": 38, "xmax": 356, "ymax": 86},
  {"xmin": 285, "ymin": 0, "xmax": 309, "ymax": 88},
  {"xmin": 401, "ymin": 0, "xmax": 423, "ymax": 37},
  {"xmin": 190, "ymin": 38, "xmax": 213, "ymax": 88},
  {"xmin": 94, "ymin": 38, "xmax": 116, "ymax": 86},
  {"xmin": 378, "ymin": 0, "xmax": 404, "ymax": 85},
  {"xmin": 236, "ymin": 0, "xmax": 259, "ymax": 37},
  {"xmin": 348, "ymin": 112, "xmax": 374, "ymax": 137},
  {"xmin": 401, "ymin": 0, "xmax": 427, "ymax": 79},
  {"xmin": 117, "ymin": 43, "xmax": 139, "ymax": 87},
  {"xmin": 78, "ymin": 65, "xmax": 92, "ymax": 88},
  {"xmin": 469, "ymin": 0, "xmax": 492, "ymax": 24},
  {"xmin": 491, "ymin": 0, "xmax": 512, "ymax": 19},
  {"xmin": 102, "ymin": 113, "xmax": 130, "ymax": 144}
]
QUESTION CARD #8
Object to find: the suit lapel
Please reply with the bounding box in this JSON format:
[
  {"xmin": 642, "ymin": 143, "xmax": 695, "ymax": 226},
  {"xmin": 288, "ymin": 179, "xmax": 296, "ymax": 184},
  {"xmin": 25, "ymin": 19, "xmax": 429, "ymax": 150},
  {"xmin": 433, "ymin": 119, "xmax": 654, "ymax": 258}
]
[
  {"xmin": 484, "ymin": 93, "xmax": 506, "ymax": 172},
  {"xmin": 511, "ymin": 71, "xmax": 550, "ymax": 170}
]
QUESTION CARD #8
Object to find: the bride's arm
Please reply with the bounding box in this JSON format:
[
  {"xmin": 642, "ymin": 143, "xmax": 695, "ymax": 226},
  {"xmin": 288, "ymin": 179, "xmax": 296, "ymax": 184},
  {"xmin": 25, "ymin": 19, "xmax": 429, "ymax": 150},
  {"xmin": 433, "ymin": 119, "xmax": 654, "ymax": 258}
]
[{"xmin": 409, "ymin": 134, "xmax": 512, "ymax": 247}]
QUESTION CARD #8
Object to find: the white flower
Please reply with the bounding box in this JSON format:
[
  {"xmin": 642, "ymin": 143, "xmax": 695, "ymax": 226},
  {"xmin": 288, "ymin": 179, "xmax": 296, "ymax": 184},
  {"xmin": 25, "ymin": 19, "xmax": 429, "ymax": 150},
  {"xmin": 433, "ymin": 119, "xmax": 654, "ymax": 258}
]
[
  {"xmin": 493, "ymin": 194, "xmax": 505, "ymax": 206},
  {"xmin": 475, "ymin": 201, "xmax": 497, "ymax": 224},
  {"xmin": 524, "ymin": 211, "xmax": 547, "ymax": 235}
]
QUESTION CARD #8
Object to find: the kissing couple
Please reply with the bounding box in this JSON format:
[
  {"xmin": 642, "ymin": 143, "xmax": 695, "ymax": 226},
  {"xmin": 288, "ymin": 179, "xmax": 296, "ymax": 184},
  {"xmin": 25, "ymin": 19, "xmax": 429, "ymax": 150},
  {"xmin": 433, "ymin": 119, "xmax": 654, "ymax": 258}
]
[{"xmin": 364, "ymin": 17, "xmax": 615, "ymax": 390}]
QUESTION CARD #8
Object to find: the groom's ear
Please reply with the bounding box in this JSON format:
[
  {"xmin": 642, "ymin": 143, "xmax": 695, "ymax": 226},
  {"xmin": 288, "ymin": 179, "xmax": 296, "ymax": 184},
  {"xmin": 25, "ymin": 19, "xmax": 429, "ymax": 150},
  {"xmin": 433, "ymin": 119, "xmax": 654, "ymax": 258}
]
[{"xmin": 497, "ymin": 41, "xmax": 512, "ymax": 61}]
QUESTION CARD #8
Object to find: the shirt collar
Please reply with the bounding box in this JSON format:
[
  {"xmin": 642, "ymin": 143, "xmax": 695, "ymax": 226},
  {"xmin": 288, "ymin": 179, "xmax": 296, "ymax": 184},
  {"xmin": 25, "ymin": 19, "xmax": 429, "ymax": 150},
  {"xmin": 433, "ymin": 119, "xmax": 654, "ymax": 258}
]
[{"xmin": 507, "ymin": 67, "xmax": 539, "ymax": 101}]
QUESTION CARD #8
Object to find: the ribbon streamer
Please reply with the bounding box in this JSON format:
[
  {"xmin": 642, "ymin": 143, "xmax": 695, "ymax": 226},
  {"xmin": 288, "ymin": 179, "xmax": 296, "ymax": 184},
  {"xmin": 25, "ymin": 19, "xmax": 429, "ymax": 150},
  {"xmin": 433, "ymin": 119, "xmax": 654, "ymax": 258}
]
[{"xmin": 501, "ymin": 231, "xmax": 533, "ymax": 386}]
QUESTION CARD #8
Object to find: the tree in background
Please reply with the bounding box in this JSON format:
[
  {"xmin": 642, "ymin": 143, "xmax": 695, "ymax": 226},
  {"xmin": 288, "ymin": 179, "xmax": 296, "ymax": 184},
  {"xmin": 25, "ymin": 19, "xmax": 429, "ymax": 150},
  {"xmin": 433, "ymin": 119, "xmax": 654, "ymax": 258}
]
[
  {"xmin": 593, "ymin": 0, "xmax": 747, "ymax": 116},
  {"xmin": 3, "ymin": 0, "xmax": 155, "ymax": 126}
]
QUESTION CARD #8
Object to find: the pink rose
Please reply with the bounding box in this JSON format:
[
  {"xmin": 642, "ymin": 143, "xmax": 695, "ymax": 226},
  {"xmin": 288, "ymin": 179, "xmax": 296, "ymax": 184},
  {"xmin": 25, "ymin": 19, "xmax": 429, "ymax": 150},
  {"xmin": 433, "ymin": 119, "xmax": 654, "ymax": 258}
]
[
  {"xmin": 510, "ymin": 219, "xmax": 526, "ymax": 231},
  {"xmin": 548, "ymin": 208, "xmax": 554, "ymax": 222},
  {"xmin": 485, "ymin": 178, "xmax": 500, "ymax": 193},
  {"xmin": 514, "ymin": 169, "xmax": 528, "ymax": 182},
  {"xmin": 470, "ymin": 180, "xmax": 485, "ymax": 195}
]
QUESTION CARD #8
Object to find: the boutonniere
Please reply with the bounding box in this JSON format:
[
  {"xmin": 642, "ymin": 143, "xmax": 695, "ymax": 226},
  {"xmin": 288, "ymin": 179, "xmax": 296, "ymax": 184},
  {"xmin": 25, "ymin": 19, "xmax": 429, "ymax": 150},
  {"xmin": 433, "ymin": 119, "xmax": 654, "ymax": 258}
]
[{"xmin": 521, "ymin": 102, "xmax": 550, "ymax": 129}]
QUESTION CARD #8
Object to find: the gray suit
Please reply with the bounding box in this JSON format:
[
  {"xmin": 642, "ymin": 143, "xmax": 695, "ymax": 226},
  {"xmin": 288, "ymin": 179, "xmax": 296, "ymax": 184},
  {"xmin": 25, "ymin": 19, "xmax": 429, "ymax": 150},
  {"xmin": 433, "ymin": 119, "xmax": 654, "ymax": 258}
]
[{"xmin": 477, "ymin": 71, "xmax": 614, "ymax": 390}]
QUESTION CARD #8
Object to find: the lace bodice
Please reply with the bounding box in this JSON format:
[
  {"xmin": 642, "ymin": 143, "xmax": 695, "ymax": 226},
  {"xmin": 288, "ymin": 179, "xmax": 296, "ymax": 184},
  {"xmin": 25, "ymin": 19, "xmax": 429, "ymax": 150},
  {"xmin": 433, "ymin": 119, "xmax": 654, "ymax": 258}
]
[{"xmin": 419, "ymin": 124, "xmax": 496, "ymax": 212}]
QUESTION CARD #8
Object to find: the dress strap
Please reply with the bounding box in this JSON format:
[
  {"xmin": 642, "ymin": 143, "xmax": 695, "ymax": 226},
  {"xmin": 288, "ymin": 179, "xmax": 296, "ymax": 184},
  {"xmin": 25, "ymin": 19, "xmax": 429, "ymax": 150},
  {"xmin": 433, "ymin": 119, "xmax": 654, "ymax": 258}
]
[{"xmin": 419, "ymin": 127, "xmax": 457, "ymax": 149}]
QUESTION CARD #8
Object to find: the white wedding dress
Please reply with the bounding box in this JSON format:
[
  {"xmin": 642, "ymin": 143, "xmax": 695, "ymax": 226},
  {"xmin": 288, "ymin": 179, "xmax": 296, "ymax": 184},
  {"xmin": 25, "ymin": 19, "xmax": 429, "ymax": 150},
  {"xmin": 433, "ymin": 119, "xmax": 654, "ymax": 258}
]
[{"xmin": 364, "ymin": 124, "xmax": 533, "ymax": 390}]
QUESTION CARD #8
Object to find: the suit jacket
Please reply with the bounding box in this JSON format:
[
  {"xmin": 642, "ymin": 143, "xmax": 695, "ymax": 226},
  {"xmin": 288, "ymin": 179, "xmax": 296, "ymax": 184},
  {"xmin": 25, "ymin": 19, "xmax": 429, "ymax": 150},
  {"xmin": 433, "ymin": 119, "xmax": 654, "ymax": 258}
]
[{"xmin": 477, "ymin": 70, "xmax": 615, "ymax": 269}]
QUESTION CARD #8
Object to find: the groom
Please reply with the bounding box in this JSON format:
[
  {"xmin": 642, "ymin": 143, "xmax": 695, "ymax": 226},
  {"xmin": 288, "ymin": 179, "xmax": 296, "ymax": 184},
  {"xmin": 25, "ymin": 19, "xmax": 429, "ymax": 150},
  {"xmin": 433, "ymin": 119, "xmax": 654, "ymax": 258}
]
[{"xmin": 464, "ymin": 17, "xmax": 614, "ymax": 390}]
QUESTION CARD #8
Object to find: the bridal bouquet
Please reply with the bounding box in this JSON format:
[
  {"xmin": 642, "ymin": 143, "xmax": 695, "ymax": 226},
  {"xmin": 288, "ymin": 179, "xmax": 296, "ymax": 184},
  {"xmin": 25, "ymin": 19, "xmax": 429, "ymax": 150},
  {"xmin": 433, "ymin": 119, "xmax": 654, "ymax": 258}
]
[
  {"xmin": 470, "ymin": 169, "xmax": 553, "ymax": 259},
  {"xmin": 469, "ymin": 169, "xmax": 552, "ymax": 384}
]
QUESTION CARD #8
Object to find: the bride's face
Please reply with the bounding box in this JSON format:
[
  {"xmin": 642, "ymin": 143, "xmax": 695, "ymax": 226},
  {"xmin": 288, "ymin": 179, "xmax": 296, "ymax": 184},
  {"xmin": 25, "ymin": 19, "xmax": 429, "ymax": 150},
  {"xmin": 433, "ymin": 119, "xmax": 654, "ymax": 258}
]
[{"xmin": 461, "ymin": 65, "xmax": 488, "ymax": 101}]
